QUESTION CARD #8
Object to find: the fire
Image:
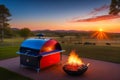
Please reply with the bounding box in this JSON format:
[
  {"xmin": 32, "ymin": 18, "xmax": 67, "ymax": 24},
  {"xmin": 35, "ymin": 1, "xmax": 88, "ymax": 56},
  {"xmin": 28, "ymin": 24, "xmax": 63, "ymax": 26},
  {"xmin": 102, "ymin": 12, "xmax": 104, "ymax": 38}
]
[
  {"xmin": 67, "ymin": 50, "xmax": 84, "ymax": 66},
  {"xmin": 63, "ymin": 50, "xmax": 90, "ymax": 73}
]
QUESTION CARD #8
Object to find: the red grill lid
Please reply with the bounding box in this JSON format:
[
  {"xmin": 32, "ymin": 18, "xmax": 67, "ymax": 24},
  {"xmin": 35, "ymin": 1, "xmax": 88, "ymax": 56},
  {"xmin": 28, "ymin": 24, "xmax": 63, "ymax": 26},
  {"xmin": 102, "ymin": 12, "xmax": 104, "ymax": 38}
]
[{"xmin": 40, "ymin": 39, "xmax": 61, "ymax": 53}]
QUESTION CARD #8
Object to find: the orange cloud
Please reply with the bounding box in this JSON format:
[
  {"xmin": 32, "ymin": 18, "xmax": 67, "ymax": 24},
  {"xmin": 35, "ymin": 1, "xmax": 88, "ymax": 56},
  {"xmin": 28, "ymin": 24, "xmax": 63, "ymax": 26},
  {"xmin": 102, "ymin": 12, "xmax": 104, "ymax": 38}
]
[{"xmin": 72, "ymin": 15, "xmax": 120, "ymax": 22}]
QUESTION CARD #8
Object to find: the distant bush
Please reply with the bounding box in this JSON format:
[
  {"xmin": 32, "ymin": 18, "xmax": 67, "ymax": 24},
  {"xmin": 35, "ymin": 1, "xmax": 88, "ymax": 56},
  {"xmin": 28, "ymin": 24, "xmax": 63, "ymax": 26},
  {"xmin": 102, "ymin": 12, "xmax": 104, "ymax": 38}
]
[{"xmin": 19, "ymin": 28, "xmax": 33, "ymax": 39}]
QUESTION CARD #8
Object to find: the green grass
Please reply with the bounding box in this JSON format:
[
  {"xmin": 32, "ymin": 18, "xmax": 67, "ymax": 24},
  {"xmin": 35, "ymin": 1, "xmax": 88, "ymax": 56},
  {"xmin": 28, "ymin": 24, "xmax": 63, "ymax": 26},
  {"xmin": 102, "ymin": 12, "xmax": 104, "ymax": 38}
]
[
  {"xmin": 0, "ymin": 67, "xmax": 32, "ymax": 80},
  {"xmin": 0, "ymin": 38, "xmax": 23, "ymax": 47},
  {"xmin": 0, "ymin": 46, "xmax": 19, "ymax": 60},
  {"xmin": 61, "ymin": 44, "xmax": 120, "ymax": 63},
  {"xmin": 0, "ymin": 37, "xmax": 120, "ymax": 63},
  {"xmin": 0, "ymin": 38, "xmax": 23, "ymax": 60}
]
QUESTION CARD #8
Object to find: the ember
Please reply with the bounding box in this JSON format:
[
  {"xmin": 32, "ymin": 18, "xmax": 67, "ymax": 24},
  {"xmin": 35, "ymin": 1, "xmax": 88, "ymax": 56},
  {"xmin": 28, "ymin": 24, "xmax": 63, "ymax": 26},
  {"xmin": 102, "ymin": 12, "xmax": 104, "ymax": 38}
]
[
  {"xmin": 64, "ymin": 64, "xmax": 85, "ymax": 71},
  {"xmin": 63, "ymin": 50, "xmax": 89, "ymax": 76}
]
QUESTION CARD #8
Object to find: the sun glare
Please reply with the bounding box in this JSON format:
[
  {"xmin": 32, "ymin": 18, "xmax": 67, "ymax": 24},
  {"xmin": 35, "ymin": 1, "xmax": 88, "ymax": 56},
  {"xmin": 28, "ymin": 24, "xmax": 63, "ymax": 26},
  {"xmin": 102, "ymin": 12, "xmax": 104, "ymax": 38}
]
[
  {"xmin": 99, "ymin": 28, "xmax": 103, "ymax": 32},
  {"xmin": 91, "ymin": 28, "xmax": 109, "ymax": 40}
]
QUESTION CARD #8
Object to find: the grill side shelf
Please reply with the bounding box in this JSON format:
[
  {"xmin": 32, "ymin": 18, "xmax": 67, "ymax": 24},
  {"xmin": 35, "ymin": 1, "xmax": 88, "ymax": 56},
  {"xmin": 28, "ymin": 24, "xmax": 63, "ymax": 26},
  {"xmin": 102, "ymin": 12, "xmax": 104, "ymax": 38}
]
[{"xmin": 41, "ymin": 50, "xmax": 65, "ymax": 57}]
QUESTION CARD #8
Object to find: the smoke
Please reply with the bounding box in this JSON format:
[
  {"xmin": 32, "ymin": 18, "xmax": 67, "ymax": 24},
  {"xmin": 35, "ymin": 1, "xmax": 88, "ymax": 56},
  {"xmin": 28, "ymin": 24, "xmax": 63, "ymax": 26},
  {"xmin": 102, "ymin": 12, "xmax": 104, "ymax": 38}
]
[{"xmin": 71, "ymin": 4, "xmax": 120, "ymax": 22}]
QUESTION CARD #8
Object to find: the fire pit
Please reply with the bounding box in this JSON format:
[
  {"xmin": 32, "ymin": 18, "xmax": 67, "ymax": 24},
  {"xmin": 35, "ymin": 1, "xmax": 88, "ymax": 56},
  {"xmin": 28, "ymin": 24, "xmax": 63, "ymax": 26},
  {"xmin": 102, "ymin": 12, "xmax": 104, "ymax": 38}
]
[
  {"xmin": 63, "ymin": 64, "xmax": 88, "ymax": 76},
  {"xmin": 63, "ymin": 50, "xmax": 89, "ymax": 76}
]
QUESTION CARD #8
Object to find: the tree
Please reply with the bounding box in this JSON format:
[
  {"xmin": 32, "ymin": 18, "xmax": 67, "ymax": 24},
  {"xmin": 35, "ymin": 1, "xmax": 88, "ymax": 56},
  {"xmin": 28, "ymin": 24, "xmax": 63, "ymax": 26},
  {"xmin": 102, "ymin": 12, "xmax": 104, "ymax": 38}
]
[
  {"xmin": 0, "ymin": 4, "xmax": 11, "ymax": 42},
  {"xmin": 4, "ymin": 26, "xmax": 14, "ymax": 38},
  {"xmin": 109, "ymin": 0, "xmax": 120, "ymax": 15},
  {"xmin": 19, "ymin": 28, "xmax": 33, "ymax": 39}
]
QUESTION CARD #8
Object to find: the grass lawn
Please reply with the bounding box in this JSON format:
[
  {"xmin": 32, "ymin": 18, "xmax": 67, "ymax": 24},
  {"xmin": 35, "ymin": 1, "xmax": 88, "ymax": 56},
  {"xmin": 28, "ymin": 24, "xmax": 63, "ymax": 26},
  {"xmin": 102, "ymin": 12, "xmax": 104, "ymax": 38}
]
[
  {"xmin": 0, "ymin": 38, "xmax": 23, "ymax": 47},
  {"xmin": 0, "ymin": 46, "xmax": 19, "ymax": 60},
  {"xmin": 0, "ymin": 67, "xmax": 32, "ymax": 80},
  {"xmin": 0, "ymin": 38, "xmax": 23, "ymax": 60},
  {"xmin": 61, "ymin": 44, "xmax": 120, "ymax": 63},
  {"xmin": 0, "ymin": 38, "xmax": 120, "ymax": 63}
]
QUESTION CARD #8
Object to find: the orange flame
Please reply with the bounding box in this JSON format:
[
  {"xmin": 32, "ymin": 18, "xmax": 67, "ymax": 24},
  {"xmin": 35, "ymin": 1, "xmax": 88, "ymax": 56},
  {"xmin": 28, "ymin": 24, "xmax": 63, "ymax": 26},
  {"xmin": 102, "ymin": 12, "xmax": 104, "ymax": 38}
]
[{"xmin": 67, "ymin": 50, "xmax": 84, "ymax": 66}]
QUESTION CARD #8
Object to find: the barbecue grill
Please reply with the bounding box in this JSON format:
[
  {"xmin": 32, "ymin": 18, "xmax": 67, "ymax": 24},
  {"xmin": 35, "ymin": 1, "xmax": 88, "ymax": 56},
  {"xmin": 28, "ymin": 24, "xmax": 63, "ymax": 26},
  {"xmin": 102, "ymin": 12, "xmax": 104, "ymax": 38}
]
[{"xmin": 17, "ymin": 36, "xmax": 64, "ymax": 72}]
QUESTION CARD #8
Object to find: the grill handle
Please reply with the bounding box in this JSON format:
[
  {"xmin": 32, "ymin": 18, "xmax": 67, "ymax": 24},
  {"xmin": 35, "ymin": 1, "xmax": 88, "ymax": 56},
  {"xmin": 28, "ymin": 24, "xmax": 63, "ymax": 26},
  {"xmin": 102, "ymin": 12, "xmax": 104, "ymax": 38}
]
[
  {"xmin": 16, "ymin": 50, "xmax": 65, "ymax": 57},
  {"xmin": 16, "ymin": 51, "xmax": 39, "ymax": 57}
]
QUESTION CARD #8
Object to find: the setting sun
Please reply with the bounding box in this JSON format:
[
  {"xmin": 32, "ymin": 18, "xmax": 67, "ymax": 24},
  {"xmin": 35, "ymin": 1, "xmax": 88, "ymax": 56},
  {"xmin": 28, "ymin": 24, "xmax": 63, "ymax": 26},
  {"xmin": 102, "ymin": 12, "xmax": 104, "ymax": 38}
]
[
  {"xmin": 99, "ymin": 28, "xmax": 103, "ymax": 32},
  {"xmin": 91, "ymin": 28, "xmax": 109, "ymax": 40}
]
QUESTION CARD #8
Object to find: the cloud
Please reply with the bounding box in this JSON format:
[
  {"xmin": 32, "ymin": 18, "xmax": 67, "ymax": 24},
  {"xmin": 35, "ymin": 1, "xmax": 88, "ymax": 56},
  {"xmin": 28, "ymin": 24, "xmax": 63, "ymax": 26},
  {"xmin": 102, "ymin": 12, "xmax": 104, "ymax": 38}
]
[
  {"xmin": 72, "ymin": 15, "xmax": 120, "ymax": 22},
  {"xmin": 88, "ymin": 4, "xmax": 109, "ymax": 16},
  {"xmin": 71, "ymin": 4, "xmax": 120, "ymax": 22},
  {"xmin": 71, "ymin": 5, "xmax": 120, "ymax": 22},
  {"xmin": 71, "ymin": 4, "xmax": 110, "ymax": 21}
]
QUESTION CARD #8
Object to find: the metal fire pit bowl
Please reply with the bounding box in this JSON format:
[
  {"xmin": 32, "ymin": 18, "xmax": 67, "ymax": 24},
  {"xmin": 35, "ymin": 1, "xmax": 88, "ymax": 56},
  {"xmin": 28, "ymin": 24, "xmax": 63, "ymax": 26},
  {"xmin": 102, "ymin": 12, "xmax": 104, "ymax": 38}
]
[{"xmin": 63, "ymin": 64, "xmax": 88, "ymax": 76}]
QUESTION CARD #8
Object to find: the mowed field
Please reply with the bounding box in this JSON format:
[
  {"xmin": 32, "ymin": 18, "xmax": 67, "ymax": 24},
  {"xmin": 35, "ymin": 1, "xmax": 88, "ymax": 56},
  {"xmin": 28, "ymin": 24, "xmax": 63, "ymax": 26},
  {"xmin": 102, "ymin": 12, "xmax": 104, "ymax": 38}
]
[
  {"xmin": 0, "ymin": 38, "xmax": 23, "ymax": 60},
  {"xmin": 55, "ymin": 36, "xmax": 120, "ymax": 63},
  {"xmin": 0, "ymin": 37, "xmax": 120, "ymax": 63}
]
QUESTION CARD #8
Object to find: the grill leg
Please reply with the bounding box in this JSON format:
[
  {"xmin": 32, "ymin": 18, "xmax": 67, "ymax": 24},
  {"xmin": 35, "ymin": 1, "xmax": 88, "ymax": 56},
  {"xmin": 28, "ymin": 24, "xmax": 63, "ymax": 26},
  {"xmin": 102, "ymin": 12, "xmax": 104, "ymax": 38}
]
[
  {"xmin": 20, "ymin": 64, "xmax": 24, "ymax": 68},
  {"xmin": 36, "ymin": 68, "xmax": 40, "ymax": 72}
]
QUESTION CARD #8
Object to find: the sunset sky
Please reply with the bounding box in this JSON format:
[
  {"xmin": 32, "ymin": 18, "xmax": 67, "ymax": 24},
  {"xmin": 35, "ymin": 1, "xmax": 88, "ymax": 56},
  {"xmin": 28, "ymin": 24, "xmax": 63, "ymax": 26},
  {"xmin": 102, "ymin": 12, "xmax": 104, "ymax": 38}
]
[{"xmin": 0, "ymin": 0, "xmax": 120, "ymax": 33}]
